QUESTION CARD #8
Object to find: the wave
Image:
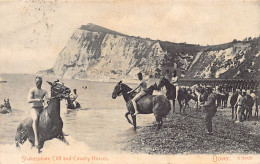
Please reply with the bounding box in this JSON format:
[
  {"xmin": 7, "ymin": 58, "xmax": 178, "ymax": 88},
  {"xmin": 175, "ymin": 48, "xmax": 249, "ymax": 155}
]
[{"xmin": 0, "ymin": 135, "xmax": 103, "ymax": 164}]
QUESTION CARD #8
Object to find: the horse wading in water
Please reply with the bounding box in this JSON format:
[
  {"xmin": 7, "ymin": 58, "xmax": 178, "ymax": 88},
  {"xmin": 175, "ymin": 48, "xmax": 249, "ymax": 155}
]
[
  {"xmin": 15, "ymin": 80, "xmax": 71, "ymax": 153},
  {"xmin": 0, "ymin": 99, "xmax": 12, "ymax": 114},
  {"xmin": 112, "ymin": 81, "xmax": 171, "ymax": 130}
]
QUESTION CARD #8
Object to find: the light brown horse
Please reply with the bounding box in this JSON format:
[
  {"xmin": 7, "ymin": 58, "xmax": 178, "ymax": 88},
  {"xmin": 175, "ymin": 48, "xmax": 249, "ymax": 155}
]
[
  {"xmin": 112, "ymin": 81, "xmax": 171, "ymax": 130},
  {"xmin": 15, "ymin": 80, "xmax": 71, "ymax": 153}
]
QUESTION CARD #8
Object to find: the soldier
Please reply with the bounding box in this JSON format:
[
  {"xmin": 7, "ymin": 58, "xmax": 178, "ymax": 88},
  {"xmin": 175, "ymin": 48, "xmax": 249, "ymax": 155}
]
[
  {"xmin": 234, "ymin": 89, "xmax": 246, "ymax": 122},
  {"xmin": 200, "ymin": 85, "xmax": 217, "ymax": 135}
]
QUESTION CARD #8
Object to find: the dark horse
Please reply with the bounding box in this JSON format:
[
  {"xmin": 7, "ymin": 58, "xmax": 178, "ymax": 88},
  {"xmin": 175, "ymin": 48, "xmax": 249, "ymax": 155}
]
[
  {"xmin": 112, "ymin": 81, "xmax": 171, "ymax": 130},
  {"xmin": 216, "ymin": 86, "xmax": 229, "ymax": 108},
  {"xmin": 66, "ymin": 98, "xmax": 81, "ymax": 110},
  {"xmin": 157, "ymin": 77, "xmax": 195, "ymax": 114},
  {"xmin": 15, "ymin": 80, "xmax": 71, "ymax": 153},
  {"xmin": 0, "ymin": 99, "xmax": 12, "ymax": 114},
  {"xmin": 244, "ymin": 94, "xmax": 254, "ymax": 120}
]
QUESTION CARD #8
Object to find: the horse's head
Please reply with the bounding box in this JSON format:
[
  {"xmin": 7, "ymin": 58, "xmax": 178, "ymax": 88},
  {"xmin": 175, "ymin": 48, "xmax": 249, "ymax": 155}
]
[
  {"xmin": 157, "ymin": 77, "xmax": 169, "ymax": 90},
  {"xmin": 3, "ymin": 99, "xmax": 11, "ymax": 109},
  {"xmin": 47, "ymin": 80, "xmax": 71, "ymax": 99},
  {"xmin": 145, "ymin": 83, "xmax": 158, "ymax": 95},
  {"xmin": 112, "ymin": 81, "xmax": 123, "ymax": 99},
  {"xmin": 112, "ymin": 81, "xmax": 132, "ymax": 99}
]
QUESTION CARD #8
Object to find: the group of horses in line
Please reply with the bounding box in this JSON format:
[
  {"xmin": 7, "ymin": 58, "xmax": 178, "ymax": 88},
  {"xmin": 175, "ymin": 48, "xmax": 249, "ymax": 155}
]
[
  {"xmin": 13, "ymin": 78, "xmax": 258, "ymax": 153},
  {"xmin": 112, "ymin": 77, "xmax": 259, "ymax": 130}
]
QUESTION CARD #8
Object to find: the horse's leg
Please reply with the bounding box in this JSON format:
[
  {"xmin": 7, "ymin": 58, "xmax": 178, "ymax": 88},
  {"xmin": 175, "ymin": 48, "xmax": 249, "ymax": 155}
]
[
  {"xmin": 235, "ymin": 106, "xmax": 238, "ymax": 120},
  {"xmin": 170, "ymin": 99, "xmax": 175, "ymax": 113},
  {"xmin": 29, "ymin": 139, "xmax": 34, "ymax": 149},
  {"xmin": 57, "ymin": 132, "xmax": 69, "ymax": 145},
  {"xmin": 185, "ymin": 99, "xmax": 190, "ymax": 113},
  {"xmin": 195, "ymin": 98, "xmax": 199, "ymax": 110},
  {"xmin": 248, "ymin": 107, "xmax": 252, "ymax": 120},
  {"xmin": 231, "ymin": 105, "xmax": 234, "ymax": 119},
  {"xmin": 178, "ymin": 99, "xmax": 182, "ymax": 114},
  {"xmin": 132, "ymin": 115, "xmax": 137, "ymax": 130},
  {"xmin": 155, "ymin": 117, "xmax": 162, "ymax": 130},
  {"xmin": 15, "ymin": 123, "xmax": 27, "ymax": 149},
  {"xmin": 37, "ymin": 141, "xmax": 44, "ymax": 154},
  {"xmin": 125, "ymin": 112, "xmax": 133, "ymax": 125},
  {"xmin": 256, "ymin": 105, "xmax": 258, "ymax": 117}
]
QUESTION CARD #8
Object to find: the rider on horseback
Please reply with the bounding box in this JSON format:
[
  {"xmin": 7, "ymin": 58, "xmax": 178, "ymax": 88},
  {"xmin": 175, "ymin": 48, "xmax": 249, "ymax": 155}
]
[
  {"xmin": 128, "ymin": 72, "xmax": 147, "ymax": 116},
  {"xmin": 27, "ymin": 76, "xmax": 49, "ymax": 148},
  {"xmin": 69, "ymin": 89, "xmax": 78, "ymax": 108},
  {"xmin": 170, "ymin": 70, "xmax": 179, "ymax": 101}
]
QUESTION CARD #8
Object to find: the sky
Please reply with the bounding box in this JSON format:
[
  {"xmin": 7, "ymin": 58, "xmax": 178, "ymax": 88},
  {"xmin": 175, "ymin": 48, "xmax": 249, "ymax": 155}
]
[{"xmin": 0, "ymin": 0, "xmax": 259, "ymax": 74}]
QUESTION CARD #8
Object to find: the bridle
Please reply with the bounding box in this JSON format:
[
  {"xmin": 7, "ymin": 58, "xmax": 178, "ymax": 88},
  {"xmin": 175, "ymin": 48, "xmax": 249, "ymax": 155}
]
[
  {"xmin": 50, "ymin": 82, "xmax": 70, "ymax": 99},
  {"xmin": 117, "ymin": 83, "xmax": 123, "ymax": 96}
]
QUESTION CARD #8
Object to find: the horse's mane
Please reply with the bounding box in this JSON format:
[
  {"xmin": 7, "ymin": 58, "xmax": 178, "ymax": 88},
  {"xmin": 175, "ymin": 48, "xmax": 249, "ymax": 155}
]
[
  {"xmin": 162, "ymin": 77, "xmax": 176, "ymax": 90},
  {"xmin": 121, "ymin": 83, "xmax": 133, "ymax": 92}
]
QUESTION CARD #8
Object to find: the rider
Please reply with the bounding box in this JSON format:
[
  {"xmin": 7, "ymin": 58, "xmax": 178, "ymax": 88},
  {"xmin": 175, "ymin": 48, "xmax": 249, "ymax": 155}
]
[
  {"xmin": 171, "ymin": 70, "xmax": 179, "ymax": 101},
  {"xmin": 69, "ymin": 89, "xmax": 78, "ymax": 107},
  {"xmin": 128, "ymin": 72, "xmax": 147, "ymax": 116},
  {"xmin": 27, "ymin": 76, "xmax": 49, "ymax": 148}
]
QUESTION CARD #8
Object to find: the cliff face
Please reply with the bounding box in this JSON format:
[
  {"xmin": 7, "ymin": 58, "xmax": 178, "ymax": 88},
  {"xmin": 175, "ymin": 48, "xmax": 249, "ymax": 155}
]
[
  {"xmin": 38, "ymin": 23, "xmax": 260, "ymax": 80},
  {"xmin": 186, "ymin": 39, "xmax": 260, "ymax": 79},
  {"xmin": 40, "ymin": 24, "xmax": 167, "ymax": 81}
]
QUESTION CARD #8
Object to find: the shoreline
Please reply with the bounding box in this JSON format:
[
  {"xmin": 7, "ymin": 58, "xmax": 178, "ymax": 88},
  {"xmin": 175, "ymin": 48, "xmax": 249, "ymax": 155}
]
[{"xmin": 121, "ymin": 107, "xmax": 260, "ymax": 154}]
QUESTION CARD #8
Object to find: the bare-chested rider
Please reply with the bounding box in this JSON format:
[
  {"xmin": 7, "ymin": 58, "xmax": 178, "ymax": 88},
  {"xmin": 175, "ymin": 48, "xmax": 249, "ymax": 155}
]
[
  {"xmin": 27, "ymin": 76, "xmax": 49, "ymax": 148},
  {"xmin": 128, "ymin": 72, "xmax": 147, "ymax": 116}
]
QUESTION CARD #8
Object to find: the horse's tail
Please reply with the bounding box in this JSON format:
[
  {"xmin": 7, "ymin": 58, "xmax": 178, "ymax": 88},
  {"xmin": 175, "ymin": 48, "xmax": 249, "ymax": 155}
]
[
  {"xmin": 15, "ymin": 123, "xmax": 27, "ymax": 148},
  {"xmin": 155, "ymin": 95, "xmax": 171, "ymax": 118}
]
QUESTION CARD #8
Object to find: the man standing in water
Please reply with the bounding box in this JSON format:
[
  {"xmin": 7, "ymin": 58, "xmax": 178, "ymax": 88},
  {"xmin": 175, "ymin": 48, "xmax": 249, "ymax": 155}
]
[
  {"xmin": 27, "ymin": 76, "xmax": 49, "ymax": 148},
  {"xmin": 128, "ymin": 72, "xmax": 147, "ymax": 116}
]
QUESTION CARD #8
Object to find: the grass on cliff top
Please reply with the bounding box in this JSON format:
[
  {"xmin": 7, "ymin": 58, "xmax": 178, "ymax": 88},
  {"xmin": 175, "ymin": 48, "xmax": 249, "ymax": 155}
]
[{"xmin": 122, "ymin": 107, "xmax": 260, "ymax": 154}]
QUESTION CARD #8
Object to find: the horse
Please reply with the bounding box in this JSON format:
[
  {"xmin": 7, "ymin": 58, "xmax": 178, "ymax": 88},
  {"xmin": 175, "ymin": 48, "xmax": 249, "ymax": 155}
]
[
  {"xmin": 0, "ymin": 99, "xmax": 12, "ymax": 114},
  {"xmin": 157, "ymin": 77, "xmax": 192, "ymax": 114},
  {"xmin": 216, "ymin": 91, "xmax": 229, "ymax": 108},
  {"xmin": 112, "ymin": 81, "xmax": 171, "ymax": 130},
  {"xmin": 243, "ymin": 94, "xmax": 254, "ymax": 120},
  {"xmin": 15, "ymin": 80, "xmax": 71, "ymax": 153},
  {"xmin": 185, "ymin": 87, "xmax": 200, "ymax": 109},
  {"xmin": 215, "ymin": 86, "xmax": 229, "ymax": 108},
  {"xmin": 66, "ymin": 98, "xmax": 81, "ymax": 110}
]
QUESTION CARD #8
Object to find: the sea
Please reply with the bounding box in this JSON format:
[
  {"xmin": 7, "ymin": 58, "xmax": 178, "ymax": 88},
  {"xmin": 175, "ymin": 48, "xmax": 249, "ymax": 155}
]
[{"xmin": 0, "ymin": 73, "xmax": 158, "ymax": 164}]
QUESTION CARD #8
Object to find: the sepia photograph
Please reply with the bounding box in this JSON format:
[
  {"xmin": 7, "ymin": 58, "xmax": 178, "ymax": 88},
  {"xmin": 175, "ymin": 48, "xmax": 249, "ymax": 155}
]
[{"xmin": 0, "ymin": 0, "xmax": 260, "ymax": 163}]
